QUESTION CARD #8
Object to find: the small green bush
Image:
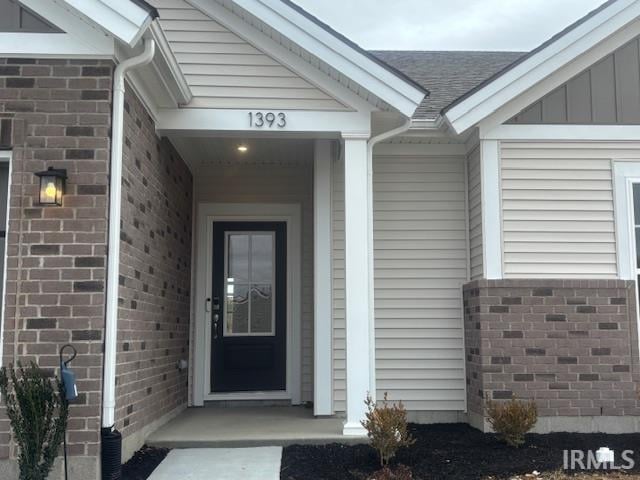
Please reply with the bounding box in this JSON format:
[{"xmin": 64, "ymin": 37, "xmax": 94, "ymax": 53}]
[
  {"xmin": 0, "ymin": 362, "xmax": 69, "ymax": 480},
  {"xmin": 485, "ymin": 394, "xmax": 537, "ymax": 447},
  {"xmin": 362, "ymin": 392, "xmax": 415, "ymax": 467}
]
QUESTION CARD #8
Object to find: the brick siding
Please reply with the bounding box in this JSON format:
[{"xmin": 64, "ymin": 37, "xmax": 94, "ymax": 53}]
[
  {"xmin": 115, "ymin": 87, "xmax": 191, "ymax": 446},
  {"xmin": 0, "ymin": 58, "xmax": 113, "ymax": 462},
  {"xmin": 463, "ymin": 279, "xmax": 640, "ymax": 423}
]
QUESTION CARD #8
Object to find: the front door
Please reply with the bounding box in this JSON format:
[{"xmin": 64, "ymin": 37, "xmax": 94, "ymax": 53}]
[{"xmin": 211, "ymin": 222, "xmax": 287, "ymax": 392}]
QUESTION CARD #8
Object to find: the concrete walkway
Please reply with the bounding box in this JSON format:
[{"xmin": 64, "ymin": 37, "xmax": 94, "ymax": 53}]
[
  {"xmin": 148, "ymin": 447, "xmax": 282, "ymax": 480},
  {"xmin": 147, "ymin": 406, "xmax": 365, "ymax": 448}
]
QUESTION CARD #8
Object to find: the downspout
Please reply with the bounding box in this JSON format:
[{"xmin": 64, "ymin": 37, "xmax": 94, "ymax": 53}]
[
  {"xmin": 365, "ymin": 117, "xmax": 412, "ymax": 400},
  {"xmin": 103, "ymin": 39, "xmax": 156, "ymax": 431}
]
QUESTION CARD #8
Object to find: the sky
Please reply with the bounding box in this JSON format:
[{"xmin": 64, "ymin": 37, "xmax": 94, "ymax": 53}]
[{"xmin": 293, "ymin": 0, "xmax": 607, "ymax": 52}]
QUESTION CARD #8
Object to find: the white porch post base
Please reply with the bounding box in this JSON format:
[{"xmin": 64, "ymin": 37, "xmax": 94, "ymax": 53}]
[
  {"xmin": 343, "ymin": 421, "xmax": 368, "ymax": 437},
  {"xmin": 341, "ymin": 133, "xmax": 372, "ymax": 437}
]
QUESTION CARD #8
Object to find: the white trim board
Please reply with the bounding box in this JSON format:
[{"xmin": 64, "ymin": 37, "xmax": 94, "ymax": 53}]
[
  {"xmin": 193, "ymin": 203, "xmax": 302, "ymax": 405},
  {"xmin": 445, "ymin": 0, "xmax": 640, "ymax": 133},
  {"xmin": 155, "ymin": 108, "xmax": 371, "ymax": 137},
  {"xmin": 613, "ymin": 161, "xmax": 640, "ymax": 280},
  {"xmin": 484, "ymin": 124, "xmax": 640, "ymax": 141}
]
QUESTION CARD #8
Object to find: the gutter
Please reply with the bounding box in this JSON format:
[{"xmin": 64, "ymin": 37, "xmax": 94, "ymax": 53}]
[
  {"xmin": 365, "ymin": 118, "xmax": 412, "ymax": 399},
  {"xmin": 102, "ymin": 38, "xmax": 156, "ymax": 431}
]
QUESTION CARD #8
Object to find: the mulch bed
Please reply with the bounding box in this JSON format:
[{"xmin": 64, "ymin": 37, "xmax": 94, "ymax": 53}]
[
  {"xmin": 280, "ymin": 424, "xmax": 640, "ymax": 480},
  {"xmin": 122, "ymin": 445, "xmax": 170, "ymax": 480}
]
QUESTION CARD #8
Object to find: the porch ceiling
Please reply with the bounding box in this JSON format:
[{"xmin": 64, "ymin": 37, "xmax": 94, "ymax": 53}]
[{"xmin": 169, "ymin": 136, "xmax": 314, "ymax": 173}]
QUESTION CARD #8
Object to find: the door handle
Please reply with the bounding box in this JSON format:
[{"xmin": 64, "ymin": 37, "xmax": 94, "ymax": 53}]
[{"xmin": 212, "ymin": 313, "xmax": 220, "ymax": 339}]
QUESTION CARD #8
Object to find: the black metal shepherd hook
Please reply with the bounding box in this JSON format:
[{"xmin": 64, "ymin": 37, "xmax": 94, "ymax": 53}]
[{"xmin": 59, "ymin": 344, "xmax": 77, "ymax": 480}]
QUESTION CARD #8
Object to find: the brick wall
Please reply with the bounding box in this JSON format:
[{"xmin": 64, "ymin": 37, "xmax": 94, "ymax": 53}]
[
  {"xmin": 463, "ymin": 279, "xmax": 640, "ymax": 430},
  {"xmin": 116, "ymin": 86, "xmax": 191, "ymax": 458},
  {"xmin": 0, "ymin": 58, "xmax": 113, "ymax": 472}
]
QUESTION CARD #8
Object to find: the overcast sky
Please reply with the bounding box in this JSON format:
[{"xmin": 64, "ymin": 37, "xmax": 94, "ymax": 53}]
[{"xmin": 293, "ymin": 0, "xmax": 606, "ymax": 51}]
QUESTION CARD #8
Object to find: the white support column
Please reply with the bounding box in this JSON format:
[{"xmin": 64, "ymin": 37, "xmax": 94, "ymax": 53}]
[
  {"xmin": 314, "ymin": 139, "xmax": 333, "ymax": 416},
  {"xmin": 341, "ymin": 133, "xmax": 372, "ymax": 436},
  {"xmin": 480, "ymin": 139, "xmax": 503, "ymax": 279}
]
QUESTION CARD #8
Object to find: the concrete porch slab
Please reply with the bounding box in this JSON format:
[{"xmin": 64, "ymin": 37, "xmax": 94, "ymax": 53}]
[
  {"xmin": 146, "ymin": 406, "xmax": 366, "ymax": 448},
  {"xmin": 147, "ymin": 447, "xmax": 282, "ymax": 480}
]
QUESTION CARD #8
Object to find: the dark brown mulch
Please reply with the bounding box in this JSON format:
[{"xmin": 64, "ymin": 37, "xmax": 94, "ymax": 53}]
[
  {"xmin": 280, "ymin": 424, "xmax": 640, "ymax": 480},
  {"xmin": 121, "ymin": 445, "xmax": 170, "ymax": 480}
]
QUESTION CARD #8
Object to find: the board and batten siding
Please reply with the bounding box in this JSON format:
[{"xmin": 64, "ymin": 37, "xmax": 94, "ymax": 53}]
[
  {"xmin": 332, "ymin": 150, "xmax": 468, "ymax": 412},
  {"xmin": 195, "ymin": 156, "xmax": 314, "ymax": 402},
  {"xmin": 501, "ymin": 142, "xmax": 621, "ymax": 278},
  {"xmin": 509, "ymin": 35, "xmax": 640, "ymax": 124},
  {"xmin": 467, "ymin": 146, "xmax": 483, "ymax": 280},
  {"xmin": 149, "ymin": 0, "xmax": 349, "ymax": 110}
]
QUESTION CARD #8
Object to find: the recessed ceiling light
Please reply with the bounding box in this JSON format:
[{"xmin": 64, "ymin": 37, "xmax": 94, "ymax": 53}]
[{"xmin": 237, "ymin": 144, "xmax": 248, "ymax": 153}]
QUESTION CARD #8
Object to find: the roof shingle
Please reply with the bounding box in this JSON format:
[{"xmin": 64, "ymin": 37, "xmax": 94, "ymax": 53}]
[{"xmin": 371, "ymin": 50, "xmax": 526, "ymax": 120}]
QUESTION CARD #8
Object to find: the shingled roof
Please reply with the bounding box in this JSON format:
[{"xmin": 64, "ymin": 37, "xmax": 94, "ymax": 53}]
[{"xmin": 371, "ymin": 51, "xmax": 526, "ymax": 120}]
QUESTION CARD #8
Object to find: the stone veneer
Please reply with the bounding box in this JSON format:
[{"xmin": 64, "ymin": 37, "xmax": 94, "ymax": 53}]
[
  {"xmin": 0, "ymin": 58, "xmax": 113, "ymax": 478},
  {"xmin": 116, "ymin": 86, "xmax": 192, "ymax": 460},
  {"xmin": 463, "ymin": 279, "xmax": 640, "ymax": 432}
]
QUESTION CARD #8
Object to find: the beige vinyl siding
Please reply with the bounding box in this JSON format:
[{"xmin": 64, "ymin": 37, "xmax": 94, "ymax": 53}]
[
  {"xmin": 332, "ymin": 155, "xmax": 345, "ymax": 412},
  {"xmin": 149, "ymin": 0, "xmax": 348, "ymax": 111},
  {"xmin": 467, "ymin": 146, "xmax": 483, "ymax": 279},
  {"xmin": 501, "ymin": 142, "xmax": 618, "ymax": 278},
  {"xmin": 195, "ymin": 156, "xmax": 314, "ymax": 402},
  {"xmin": 332, "ymin": 151, "xmax": 467, "ymax": 412}
]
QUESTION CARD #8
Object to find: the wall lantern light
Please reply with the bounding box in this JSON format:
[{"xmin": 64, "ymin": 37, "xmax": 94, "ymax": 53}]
[{"xmin": 35, "ymin": 167, "xmax": 67, "ymax": 206}]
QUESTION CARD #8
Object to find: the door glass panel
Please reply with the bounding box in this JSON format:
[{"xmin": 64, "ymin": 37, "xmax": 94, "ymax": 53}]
[
  {"xmin": 251, "ymin": 234, "xmax": 273, "ymax": 283},
  {"xmin": 225, "ymin": 283, "xmax": 249, "ymax": 334},
  {"xmin": 251, "ymin": 285, "xmax": 272, "ymax": 333},
  {"xmin": 228, "ymin": 234, "xmax": 249, "ymax": 282},
  {"xmin": 223, "ymin": 231, "xmax": 275, "ymax": 336}
]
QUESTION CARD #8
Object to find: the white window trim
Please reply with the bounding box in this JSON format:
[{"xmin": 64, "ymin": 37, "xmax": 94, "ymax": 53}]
[
  {"xmin": 0, "ymin": 151, "xmax": 11, "ymax": 369},
  {"xmin": 613, "ymin": 161, "xmax": 640, "ymax": 280},
  {"xmin": 193, "ymin": 203, "xmax": 302, "ymax": 405},
  {"xmin": 613, "ymin": 160, "xmax": 640, "ymax": 358}
]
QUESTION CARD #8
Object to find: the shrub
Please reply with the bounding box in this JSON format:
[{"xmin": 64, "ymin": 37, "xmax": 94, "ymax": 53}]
[
  {"xmin": 361, "ymin": 392, "xmax": 415, "ymax": 467},
  {"xmin": 485, "ymin": 394, "xmax": 537, "ymax": 447},
  {"xmin": 0, "ymin": 362, "xmax": 69, "ymax": 480}
]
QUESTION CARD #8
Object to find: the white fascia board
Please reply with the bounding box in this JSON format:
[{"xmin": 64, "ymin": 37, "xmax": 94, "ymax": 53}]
[
  {"xmin": 224, "ymin": 0, "xmax": 425, "ymax": 116},
  {"xmin": 186, "ymin": 0, "xmax": 376, "ymax": 115},
  {"xmin": 484, "ymin": 124, "xmax": 640, "ymax": 141},
  {"xmin": 149, "ymin": 22, "xmax": 193, "ymax": 106},
  {"xmin": 55, "ymin": 0, "xmax": 152, "ymax": 47},
  {"xmin": 445, "ymin": 0, "xmax": 640, "ymax": 134},
  {"xmin": 155, "ymin": 108, "xmax": 371, "ymax": 136}
]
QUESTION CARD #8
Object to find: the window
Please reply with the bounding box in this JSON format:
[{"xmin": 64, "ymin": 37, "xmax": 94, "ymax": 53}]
[{"xmin": 224, "ymin": 232, "xmax": 275, "ymax": 336}]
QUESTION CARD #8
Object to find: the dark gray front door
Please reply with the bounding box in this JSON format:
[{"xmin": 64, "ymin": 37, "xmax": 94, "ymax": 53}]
[{"xmin": 211, "ymin": 222, "xmax": 287, "ymax": 392}]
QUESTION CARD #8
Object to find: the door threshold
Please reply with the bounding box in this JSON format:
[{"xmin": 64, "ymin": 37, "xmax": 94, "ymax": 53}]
[{"xmin": 205, "ymin": 391, "xmax": 291, "ymax": 401}]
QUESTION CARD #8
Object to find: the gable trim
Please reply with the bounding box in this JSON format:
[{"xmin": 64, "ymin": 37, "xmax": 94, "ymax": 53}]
[
  {"xmin": 185, "ymin": 0, "xmax": 376, "ymax": 113},
  {"xmin": 444, "ymin": 0, "xmax": 640, "ymax": 134},
  {"xmin": 223, "ymin": 0, "xmax": 426, "ymax": 116},
  {"xmin": 54, "ymin": 0, "xmax": 155, "ymax": 47}
]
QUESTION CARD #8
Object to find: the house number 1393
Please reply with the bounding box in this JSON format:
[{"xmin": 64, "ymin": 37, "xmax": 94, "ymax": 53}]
[{"xmin": 249, "ymin": 112, "xmax": 286, "ymax": 128}]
